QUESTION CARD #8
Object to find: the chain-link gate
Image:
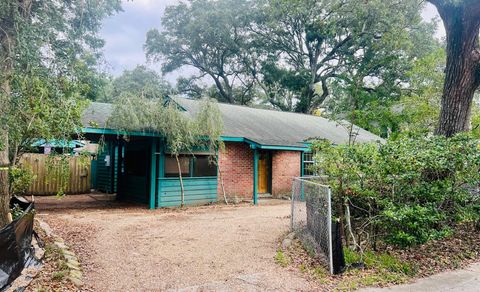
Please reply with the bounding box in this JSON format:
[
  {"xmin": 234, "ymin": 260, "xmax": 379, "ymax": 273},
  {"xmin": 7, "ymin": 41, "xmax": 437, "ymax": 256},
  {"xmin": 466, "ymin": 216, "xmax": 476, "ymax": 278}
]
[{"xmin": 291, "ymin": 176, "xmax": 335, "ymax": 274}]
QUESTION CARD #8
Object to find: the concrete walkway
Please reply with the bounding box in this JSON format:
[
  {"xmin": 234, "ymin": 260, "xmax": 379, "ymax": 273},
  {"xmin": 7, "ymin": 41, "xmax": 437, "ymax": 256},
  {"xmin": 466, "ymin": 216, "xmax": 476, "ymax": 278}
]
[{"xmin": 360, "ymin": 262, "xmax": 480, "ymax": 292}]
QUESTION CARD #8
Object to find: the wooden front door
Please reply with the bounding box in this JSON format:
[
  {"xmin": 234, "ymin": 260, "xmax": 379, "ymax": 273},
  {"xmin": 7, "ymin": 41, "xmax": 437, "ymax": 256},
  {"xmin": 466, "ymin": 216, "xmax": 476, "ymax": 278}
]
[{"xmin": 257, "ymin": 152, "xmax": 270, "ymax": 193}]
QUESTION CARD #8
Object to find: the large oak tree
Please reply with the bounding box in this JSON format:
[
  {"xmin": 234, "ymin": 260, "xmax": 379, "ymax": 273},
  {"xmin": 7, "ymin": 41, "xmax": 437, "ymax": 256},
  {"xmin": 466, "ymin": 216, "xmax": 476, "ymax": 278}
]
[{"xmin": 428, "ymin": 0, "xmax": 480, "ymax": 137}]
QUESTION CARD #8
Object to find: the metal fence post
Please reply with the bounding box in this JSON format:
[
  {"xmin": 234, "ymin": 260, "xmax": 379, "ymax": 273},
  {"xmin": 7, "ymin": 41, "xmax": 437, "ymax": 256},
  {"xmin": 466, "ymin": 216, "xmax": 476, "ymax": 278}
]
[{"xmin": 327, "ymin": 187, "xmax": 333, "ymax": 274}]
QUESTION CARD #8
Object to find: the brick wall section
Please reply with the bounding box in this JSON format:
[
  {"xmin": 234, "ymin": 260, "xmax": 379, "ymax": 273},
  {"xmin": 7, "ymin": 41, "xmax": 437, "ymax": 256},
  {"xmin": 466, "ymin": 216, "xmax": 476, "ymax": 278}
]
[
  {"xmin": 271, "ymin": 150, "xmax": 301, "ymax": 197},
  {"xmin": 217, "ymin": 142, "xmax": 253, "ymax": 201}
]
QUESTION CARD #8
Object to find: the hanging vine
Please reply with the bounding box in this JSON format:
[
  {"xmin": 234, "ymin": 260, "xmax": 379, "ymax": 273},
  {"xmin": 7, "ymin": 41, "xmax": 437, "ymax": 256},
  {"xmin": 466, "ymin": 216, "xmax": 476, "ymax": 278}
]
[{"xmin": 108, "ymin": 95, "xmax": 225, "ymax": 206}]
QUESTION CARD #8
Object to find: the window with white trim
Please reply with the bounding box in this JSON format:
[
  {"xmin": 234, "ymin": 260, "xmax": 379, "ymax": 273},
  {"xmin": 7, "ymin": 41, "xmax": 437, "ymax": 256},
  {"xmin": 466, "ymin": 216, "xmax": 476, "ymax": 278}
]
[{"xmin": 303, "ymin": 152, "xmax": 315, "ymax": 176}]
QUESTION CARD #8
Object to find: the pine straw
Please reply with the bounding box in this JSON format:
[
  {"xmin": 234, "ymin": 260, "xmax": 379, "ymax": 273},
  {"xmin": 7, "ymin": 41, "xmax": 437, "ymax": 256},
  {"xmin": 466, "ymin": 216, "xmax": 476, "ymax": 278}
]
[
  {"xmin": 27, "ymin": 220, "xmax": 80, "ymax": 292},
  {"xmin": 281, "ymin": 225, "xmax": 480, "ymax": 291},
  {"xmin": 388, "ymin": 225, "xmax": 480, "ymax": 277}
]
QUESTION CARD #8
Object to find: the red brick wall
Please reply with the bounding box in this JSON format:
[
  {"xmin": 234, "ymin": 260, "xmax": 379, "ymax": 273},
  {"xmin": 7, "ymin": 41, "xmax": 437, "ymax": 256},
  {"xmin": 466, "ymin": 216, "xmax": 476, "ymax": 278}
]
[
  {"xmin": 217, "ymin": 142, "xmax": 253, "ymax": 201},
  {"xmin": 271, "ymin": 150, "xmax": 301, "ymax": 197},
  {"xmin": 217, "ymin": 143, "xmax": 301, "ymax": 201}
]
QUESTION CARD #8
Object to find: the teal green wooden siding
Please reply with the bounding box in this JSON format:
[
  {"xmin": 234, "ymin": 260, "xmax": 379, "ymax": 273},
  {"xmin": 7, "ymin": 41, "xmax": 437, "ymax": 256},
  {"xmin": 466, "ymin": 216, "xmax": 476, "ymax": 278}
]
[
  {"xmin": 95, "ymin": 142, "xmax": 116, "ymax": 193},
  {"xmin": 91, "ymin": 159, "xmax": 98, "ymax": 189},
  {"xmin": 157, "ymin": 177, "xmax": 217, "ymax": 207},
  {"xmin": 113, "ymin": 145, "xmax": 118, "ymax": 193}
]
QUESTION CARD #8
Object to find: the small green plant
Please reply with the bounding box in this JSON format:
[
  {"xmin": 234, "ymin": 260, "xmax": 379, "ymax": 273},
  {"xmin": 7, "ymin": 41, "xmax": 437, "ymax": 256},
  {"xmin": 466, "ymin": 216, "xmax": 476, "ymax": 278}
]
[
  {"xmin": 275, "ymin": 250, "xmax": 289, "ymax": 267},
  {"xmin": 10, "ymin": 204, "xmax": 24, "ymax": 220},
  {"xmin": 57, "ymin": 259, "xmax": 69, "ymax": 271},
  {"xmin": 343, "ymin": 247, "xmax": 413, "ymax": 276},
  {"xmin": 51, "ymin": 271, "xmax": 66, "ymax": 281},
  {"xmin": 44, "ymin": 243, "xmax": 63, "ymax": 259}
]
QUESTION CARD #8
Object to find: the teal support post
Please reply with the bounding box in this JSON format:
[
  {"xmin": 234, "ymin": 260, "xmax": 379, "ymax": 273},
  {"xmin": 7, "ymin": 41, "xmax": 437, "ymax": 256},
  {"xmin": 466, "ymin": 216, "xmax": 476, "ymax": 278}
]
[
  {"xmin": 300, "ymin": 151, "xmax": 305, "ymax": 201},
  {"xmin": 300, "ymin": 152, "xmax": 305, "ymax": 177},
  {"xmin": 149, "ymin": 138, "xmax": 158, "ymax": 209},
  {"xmin": 157, "ymin": 140, "xmax": 165, "ymax": 208},
  {"xmin": 253, "ymin": 148, "xmax": 259, "ymax": 205}
]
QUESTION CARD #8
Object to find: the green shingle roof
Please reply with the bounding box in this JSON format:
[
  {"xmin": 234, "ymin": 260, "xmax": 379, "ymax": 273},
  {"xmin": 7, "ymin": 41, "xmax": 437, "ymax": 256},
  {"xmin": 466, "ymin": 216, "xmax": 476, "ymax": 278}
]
[{"xmin": 82, "ymin": 98, "xmax": 383, "ymax": 147}]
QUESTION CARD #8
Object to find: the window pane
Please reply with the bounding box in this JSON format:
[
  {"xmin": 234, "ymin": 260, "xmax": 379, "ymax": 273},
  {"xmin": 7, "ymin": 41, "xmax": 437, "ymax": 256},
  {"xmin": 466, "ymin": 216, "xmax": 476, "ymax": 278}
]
[
  {"xmin": 304, "ymin": 152, "xmax": 314, "ymax": 162},
  {"xmin": 165, "ymin": 156, "xmax": 190, "ymax": 177},
  {"xmin": 304, "ymin": 162, "xmax": 315, "ymax": 176},
  {"xmin": 303, "ymin": 152, "xmax": 315, "ymax": 176},
  {"xmin": 193, "ymin": 156, "xmax": 217, "ymax": 177}
]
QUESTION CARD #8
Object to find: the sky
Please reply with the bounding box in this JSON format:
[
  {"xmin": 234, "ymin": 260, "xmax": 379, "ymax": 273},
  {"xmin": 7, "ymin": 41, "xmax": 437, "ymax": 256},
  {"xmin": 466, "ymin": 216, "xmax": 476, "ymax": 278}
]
[{"xmin": 99, "ymin": 0, "xmax": 446, "ymax": 83}]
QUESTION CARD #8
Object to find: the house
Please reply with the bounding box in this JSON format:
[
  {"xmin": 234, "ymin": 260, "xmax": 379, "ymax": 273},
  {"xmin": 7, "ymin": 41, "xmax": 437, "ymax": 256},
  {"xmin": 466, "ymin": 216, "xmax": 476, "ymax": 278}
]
[
  {"xmin": 81, "ymin": 97, "xmax": 381, "ymax": 208},
  {"xmin": 31, "ymin": 139, "xmax": 85, "ymax": 155}
]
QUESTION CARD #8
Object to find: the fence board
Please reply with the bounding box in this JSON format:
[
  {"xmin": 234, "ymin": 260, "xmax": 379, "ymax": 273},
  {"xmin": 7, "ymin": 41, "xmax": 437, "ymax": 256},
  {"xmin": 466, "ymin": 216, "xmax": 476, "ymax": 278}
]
[{"xmin": 19, "ymin": 153, "xmax": 91, "ymax": 195}]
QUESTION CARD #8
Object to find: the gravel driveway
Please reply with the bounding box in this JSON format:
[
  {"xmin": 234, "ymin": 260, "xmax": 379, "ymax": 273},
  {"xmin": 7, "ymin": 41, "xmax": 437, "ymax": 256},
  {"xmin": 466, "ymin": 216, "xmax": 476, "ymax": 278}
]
[{"xmin": 37, "ymin": 196, "xmax": 315, "ymax": 291}]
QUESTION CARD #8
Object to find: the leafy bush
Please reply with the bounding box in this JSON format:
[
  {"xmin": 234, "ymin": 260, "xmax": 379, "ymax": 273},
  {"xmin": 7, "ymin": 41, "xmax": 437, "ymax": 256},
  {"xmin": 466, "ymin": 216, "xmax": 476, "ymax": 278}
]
[
  {"xmin": 311, "ymin": 133, "xmax": 480, "ymax": 249},
  {"xmin": 9, "ymin": 166, "xmax": 35, "ymax": 195}
]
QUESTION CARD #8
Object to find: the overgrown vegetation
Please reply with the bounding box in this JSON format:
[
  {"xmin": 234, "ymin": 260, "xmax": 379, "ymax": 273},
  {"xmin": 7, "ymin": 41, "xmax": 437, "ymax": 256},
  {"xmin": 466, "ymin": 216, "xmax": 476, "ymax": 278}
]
[
  {"xmin": 280, "ymin": 226, "xmax": 480, "ymax": 290},
  {"xmin": 0, "ymin": 0, "xmax": 121, "ymax": 227},
  {"xmin": 107, "ymin": 96, "xmax": 224, "ymax": 206},
  {"xmin": 312, "ymin": 133, "xmax": 480, "ymax": 250}
]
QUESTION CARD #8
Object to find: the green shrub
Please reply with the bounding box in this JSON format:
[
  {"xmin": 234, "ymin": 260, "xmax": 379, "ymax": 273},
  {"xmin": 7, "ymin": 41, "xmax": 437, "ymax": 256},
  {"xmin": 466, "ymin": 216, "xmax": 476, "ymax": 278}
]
[
  {"xmin": 312, "ymin": 133, "xmax": 480, "ymax": 249},
  {"xmin": 9, "ymin": 166, "xmax": 34, "ymax": 195}
]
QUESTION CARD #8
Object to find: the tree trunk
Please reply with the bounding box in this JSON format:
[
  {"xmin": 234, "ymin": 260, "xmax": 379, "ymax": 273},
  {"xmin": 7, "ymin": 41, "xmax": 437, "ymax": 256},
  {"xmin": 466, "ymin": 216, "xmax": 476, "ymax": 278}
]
[
  {"xmin": 217, "ymin": 161, "xmax": 228, "ymax": 205},
  {"xmin": 175, "ymin": 155, "xmax": 185, "ymax": 207},
  {"xmin": 0, "ymin": 31, "xmax": 13, "ymax": 227},
  {"xmin": 0, "ymin": 130, "xmax": 10, "ymax": 227},
  {"xmin": 431, "ymin": 1, "xmax": 480, "ymax": 137},
  {"xmin": 0, "ymin": 76, "xmax": 11, "ymax": 227}
]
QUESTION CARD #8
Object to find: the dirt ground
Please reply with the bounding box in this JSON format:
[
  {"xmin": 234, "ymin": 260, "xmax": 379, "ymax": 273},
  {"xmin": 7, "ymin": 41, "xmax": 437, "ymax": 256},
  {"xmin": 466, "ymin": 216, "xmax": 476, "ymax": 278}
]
[{"xmin": 35, "ymin": 195, "xmax": 317, "ymax": 291}]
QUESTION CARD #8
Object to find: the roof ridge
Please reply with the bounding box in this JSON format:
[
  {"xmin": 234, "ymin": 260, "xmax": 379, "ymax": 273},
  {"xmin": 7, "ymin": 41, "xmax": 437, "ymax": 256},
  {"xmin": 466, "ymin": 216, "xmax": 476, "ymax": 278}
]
[{"xmin": 173, "ymin": 96, "xmax": 329, "ymax": 120}]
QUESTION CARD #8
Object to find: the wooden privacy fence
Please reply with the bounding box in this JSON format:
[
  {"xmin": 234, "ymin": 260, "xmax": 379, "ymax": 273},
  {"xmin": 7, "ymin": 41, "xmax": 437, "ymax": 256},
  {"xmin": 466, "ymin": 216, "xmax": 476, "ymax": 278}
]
[{"xmin": 20, "ymin": 153, "xmax": 91, "ymax": 195}]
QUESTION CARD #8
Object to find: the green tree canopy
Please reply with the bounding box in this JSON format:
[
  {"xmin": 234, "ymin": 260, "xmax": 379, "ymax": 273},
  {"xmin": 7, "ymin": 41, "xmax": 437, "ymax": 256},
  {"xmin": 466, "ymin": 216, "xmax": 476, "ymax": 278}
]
[
  {"xmin": 145, "ymin": 0, "xmax": 257, "ymax": 105},
  {"xmin": 0, "ymin": 0, "xmax": 122, "ymax": 226},
  {"xmin": 107, "ymin": 65, "xmax": 173, "ymax": 102},
  {"xmin": 146, "ymin": 0, "xmax": 439, "ymax": 115}
]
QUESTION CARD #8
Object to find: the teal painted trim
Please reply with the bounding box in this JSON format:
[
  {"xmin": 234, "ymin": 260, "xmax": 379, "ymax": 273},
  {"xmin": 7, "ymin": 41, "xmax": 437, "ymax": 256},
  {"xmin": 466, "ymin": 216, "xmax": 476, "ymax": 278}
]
[
  {"xmin": 149, "ymin": 139, "xmax": 158, "ymax": 209},
  {"xmin": 158, "ymin": 141, "xmax": 165, "ymax": 178},
  {"xmin": 221, "ymin": 136, "xmax": 245, "ymax": 142},
  {"xmin": 301, "ymin": 152, "xmax": 305, "ymax": 177},
  {"xmin": 253, "ymin": 149, "xmax": 258, "ymax": 205},
  {"xmin": 158, "ymin": 176, "xmax": 217, "ymax": 181},
  {"xmin": 83, "ymin": 129, "xmax": 308, "ymax": 151},
  {"xmin": 223, "ymin": 136, "xmax": 308, "ymax": 151},
  {"xmin": 82, "ymin": 127, "xmax": 162, "ymax": 137},
  {"xmin": 258, "ymin": 145, "xmax": 306, "ymax": 151},
  {"xmin": 300, "ymin": 152, "xmax": 305, "ymax": 200}
]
